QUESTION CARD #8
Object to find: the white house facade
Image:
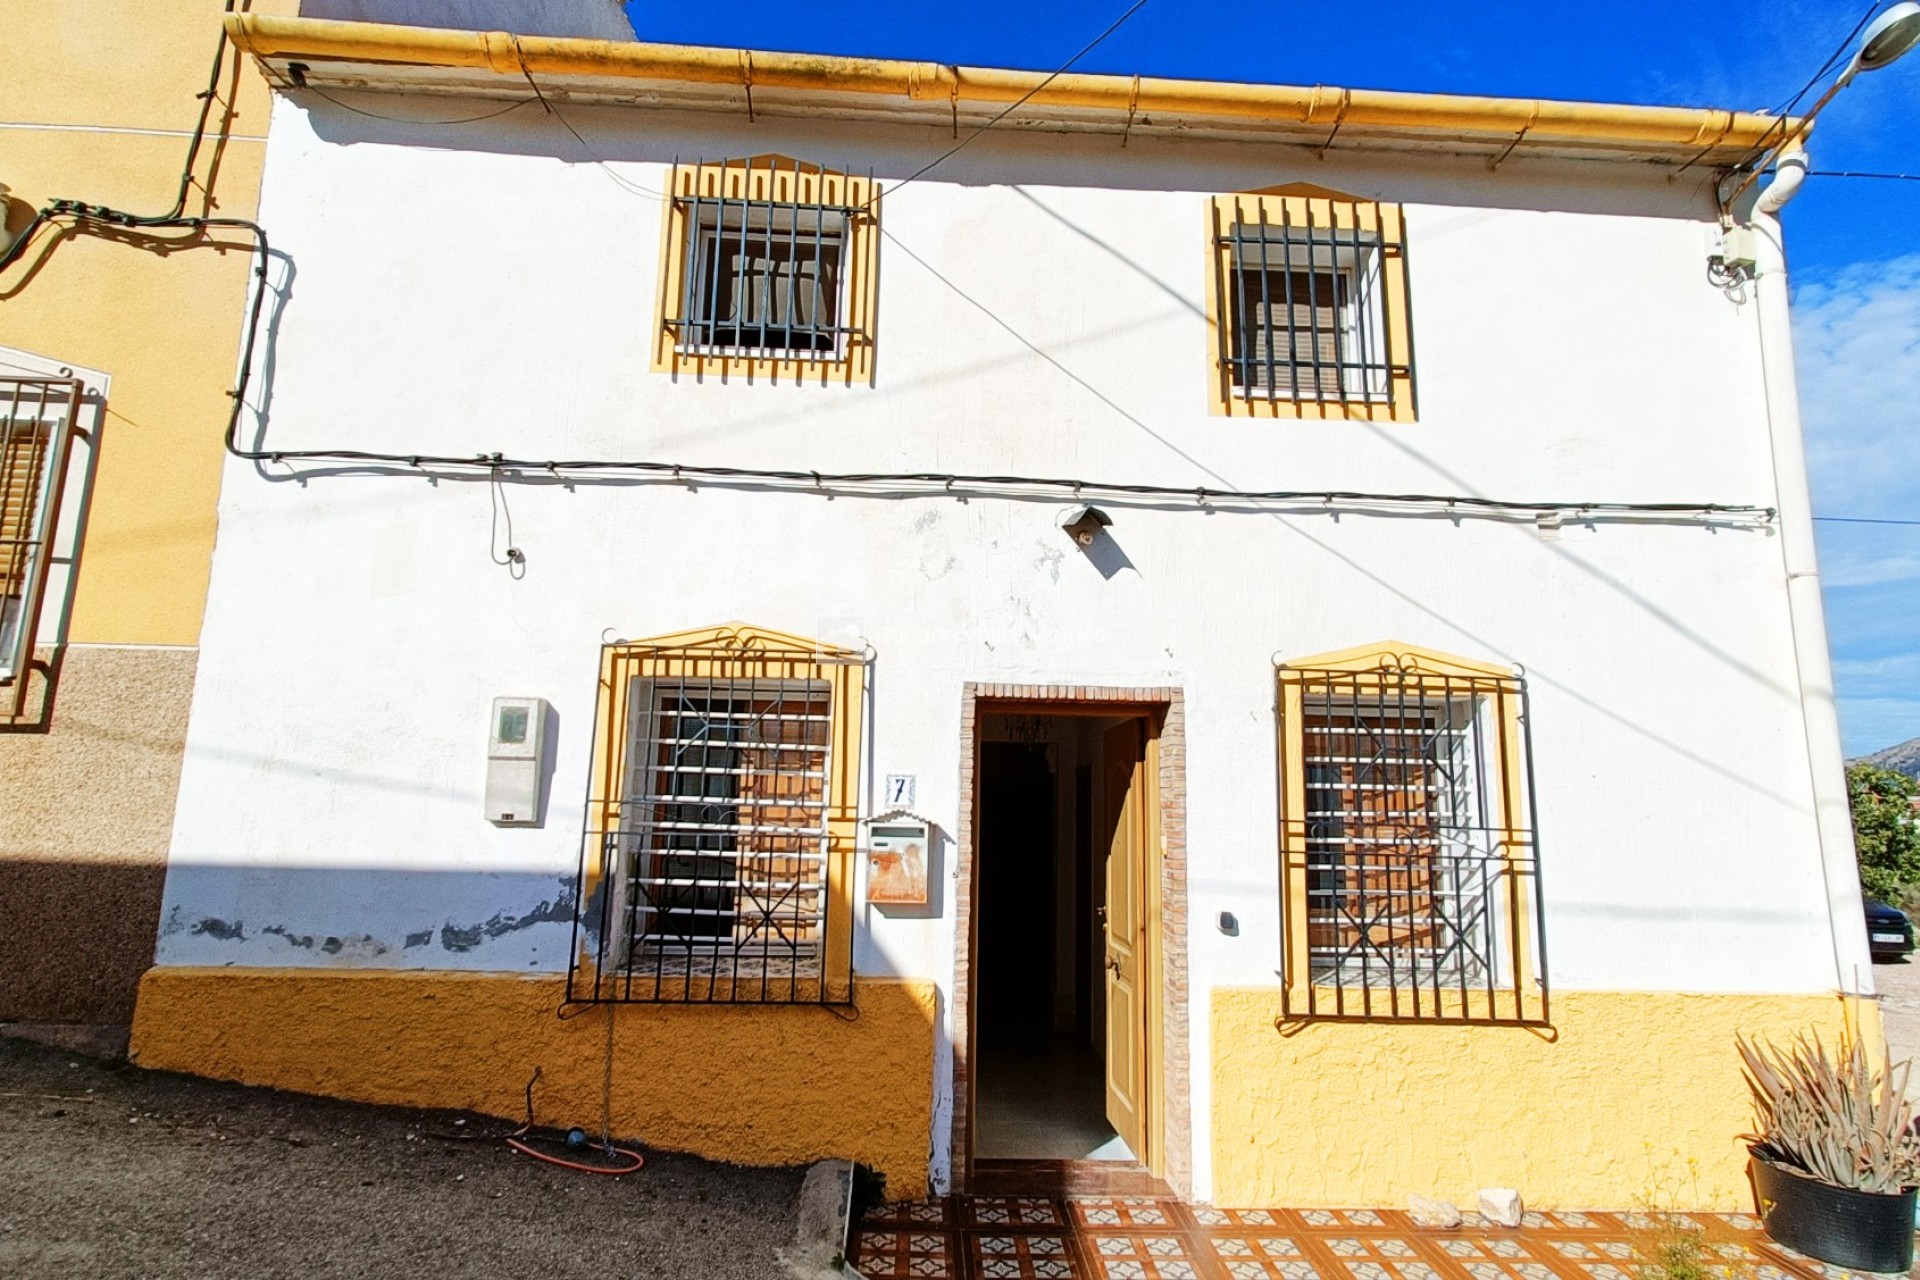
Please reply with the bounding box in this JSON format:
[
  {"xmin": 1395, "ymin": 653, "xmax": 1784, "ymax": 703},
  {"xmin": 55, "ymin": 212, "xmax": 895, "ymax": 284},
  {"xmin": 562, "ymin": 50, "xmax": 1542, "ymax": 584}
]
[{"xmin": 127, "ymin": 8, "xmax": 1877, "ymax": 1208}]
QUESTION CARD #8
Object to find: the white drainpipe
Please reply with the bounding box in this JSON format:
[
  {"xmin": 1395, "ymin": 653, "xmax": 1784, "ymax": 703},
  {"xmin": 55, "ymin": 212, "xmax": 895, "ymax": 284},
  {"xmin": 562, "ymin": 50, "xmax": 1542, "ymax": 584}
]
[{"xmin": 1741, "ymin": 146, "xmax": 1874, "ymax": 998}]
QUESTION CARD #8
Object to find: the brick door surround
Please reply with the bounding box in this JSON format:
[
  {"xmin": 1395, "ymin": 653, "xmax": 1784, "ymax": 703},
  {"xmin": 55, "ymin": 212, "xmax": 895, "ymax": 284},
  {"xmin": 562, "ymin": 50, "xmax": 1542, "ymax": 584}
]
[{"xmin": 951, "ymin": 683, "xmax": 1191, "ymax": 1198}]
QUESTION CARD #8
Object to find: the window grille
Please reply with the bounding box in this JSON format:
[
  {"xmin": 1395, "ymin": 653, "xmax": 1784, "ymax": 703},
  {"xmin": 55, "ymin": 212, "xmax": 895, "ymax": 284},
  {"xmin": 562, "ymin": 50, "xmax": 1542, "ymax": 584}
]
[
  {"xmin": 653, "ymin": 156, "xmax": 879, "ymax": 385},
  {"xmin": 568, "ymin": 627, "xmax": 867, "ymax": 1005},
  {"xmin": 1, "ymin": 376, "xmax": 81, "ymax": 720},
  {"xmin": 1277, "ymin": 648, "xmax": 1545, "ymax": 1025},
  {"xmin": 1209, "ymin": 189, "xmax": 1415, "ymax": 421}
]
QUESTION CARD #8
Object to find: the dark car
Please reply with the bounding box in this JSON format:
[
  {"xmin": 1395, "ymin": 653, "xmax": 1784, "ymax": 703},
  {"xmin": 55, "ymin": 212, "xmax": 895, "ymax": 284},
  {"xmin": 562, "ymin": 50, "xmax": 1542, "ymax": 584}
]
[{"xmin": 1866, "ymin": 899, "xmax": 1915, "ymax": 961}]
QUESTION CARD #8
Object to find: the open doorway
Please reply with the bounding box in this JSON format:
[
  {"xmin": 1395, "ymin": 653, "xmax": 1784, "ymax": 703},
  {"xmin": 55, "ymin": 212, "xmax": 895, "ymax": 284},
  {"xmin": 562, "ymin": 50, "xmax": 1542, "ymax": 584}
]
[{"xmin": 972, "ymin": 709, "xmax": 1156, "ymax": 1169}]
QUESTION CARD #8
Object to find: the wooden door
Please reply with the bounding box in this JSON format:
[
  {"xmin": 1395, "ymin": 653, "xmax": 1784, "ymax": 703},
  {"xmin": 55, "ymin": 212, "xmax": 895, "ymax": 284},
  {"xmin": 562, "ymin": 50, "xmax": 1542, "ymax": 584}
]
[{"xmin": 1101, "ymin": 719, "xmax": 1148, "ymax": 1160}]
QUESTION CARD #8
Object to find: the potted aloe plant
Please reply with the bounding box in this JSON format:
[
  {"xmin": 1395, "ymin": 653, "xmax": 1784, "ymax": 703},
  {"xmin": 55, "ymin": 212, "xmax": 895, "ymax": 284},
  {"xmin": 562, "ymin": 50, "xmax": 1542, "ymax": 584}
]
[{"xmin": 1738, "ymin": 1032, "xmax": 1920, "ymax": 1273}]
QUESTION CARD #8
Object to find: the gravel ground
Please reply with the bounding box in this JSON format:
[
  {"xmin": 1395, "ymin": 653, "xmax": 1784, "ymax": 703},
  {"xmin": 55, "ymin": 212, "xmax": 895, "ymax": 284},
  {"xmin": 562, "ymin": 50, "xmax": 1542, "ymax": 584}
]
[
  {"xmin": 0, "ymin": 1034, "xmax": 803, "ymax": 1279},
  {"xmin": 1876, "ymin": 956, "xmax": 1920, "ymax": 1072}
]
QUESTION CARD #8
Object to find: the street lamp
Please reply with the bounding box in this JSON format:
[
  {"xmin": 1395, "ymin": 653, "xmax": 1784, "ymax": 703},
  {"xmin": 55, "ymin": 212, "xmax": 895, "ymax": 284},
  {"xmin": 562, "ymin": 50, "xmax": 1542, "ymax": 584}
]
[
  {"xmin": 1853, "ymin": 2, "xmax": 1920, "ymax": 74},
  {"xmin": 1726, "ymin": 2, "xmax": 1920, "ymax": 208}
]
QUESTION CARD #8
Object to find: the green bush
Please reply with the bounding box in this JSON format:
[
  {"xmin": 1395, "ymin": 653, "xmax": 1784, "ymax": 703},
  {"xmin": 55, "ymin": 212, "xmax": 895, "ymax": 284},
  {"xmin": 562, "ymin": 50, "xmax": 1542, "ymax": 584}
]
[{"xmin": 1847, "ymin": 763, "xmax": 1920, "ymax": 904}]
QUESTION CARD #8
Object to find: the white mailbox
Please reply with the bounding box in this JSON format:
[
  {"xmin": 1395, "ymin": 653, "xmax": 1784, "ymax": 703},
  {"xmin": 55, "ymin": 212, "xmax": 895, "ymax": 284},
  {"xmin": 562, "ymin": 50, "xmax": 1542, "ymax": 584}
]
[
  {"xmin": 485, "ymin": 696, "xmax": 550, "ymax": 826},
  {"xmin": 866, "ymin": 811, "xmax": 932, "ymax": 907}
]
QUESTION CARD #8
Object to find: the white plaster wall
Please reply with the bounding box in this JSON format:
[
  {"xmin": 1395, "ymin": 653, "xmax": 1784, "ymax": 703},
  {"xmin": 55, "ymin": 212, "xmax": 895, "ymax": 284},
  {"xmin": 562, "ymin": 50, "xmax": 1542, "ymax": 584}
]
[{"xmin": 161, "ymin": 93, "xmax": 1849, "ymax": 1197}]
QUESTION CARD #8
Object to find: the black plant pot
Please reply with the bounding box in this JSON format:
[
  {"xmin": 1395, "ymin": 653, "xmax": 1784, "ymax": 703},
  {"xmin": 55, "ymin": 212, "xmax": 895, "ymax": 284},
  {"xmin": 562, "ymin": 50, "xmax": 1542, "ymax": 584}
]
[{"xmin": 1750, "ymin": 1153, "xmax": 1916, "ymax": 1273}]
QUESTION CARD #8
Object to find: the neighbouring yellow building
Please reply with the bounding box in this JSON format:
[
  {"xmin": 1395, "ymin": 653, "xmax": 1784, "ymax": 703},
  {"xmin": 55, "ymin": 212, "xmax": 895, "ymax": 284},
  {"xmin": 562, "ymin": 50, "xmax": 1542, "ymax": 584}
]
[{"xmin": 0, "ymin": 0, "xmax": 294, "ymax": 1028}]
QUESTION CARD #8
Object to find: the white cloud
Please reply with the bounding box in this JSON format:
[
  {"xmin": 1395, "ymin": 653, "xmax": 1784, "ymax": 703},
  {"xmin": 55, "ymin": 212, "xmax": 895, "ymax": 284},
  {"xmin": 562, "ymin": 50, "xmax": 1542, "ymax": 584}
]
[
  {"xmin": 1793, "ymin": 254, "xmax": 1920, "ymax": 757},
  {"xmin": 1840, "ymin": 698, "xmax": 1920, "ymax": 758},
  {"xmin": 1832, "ymin": 652, "xmax": 1920, "ymax": 688},
  {"xmin": 1794, "ymin": 254, "xmax": 1920, "ymax": 518},
  {"xmin": 1819, "ymin": 547, "xmax": 1920, "ymax": 589}
]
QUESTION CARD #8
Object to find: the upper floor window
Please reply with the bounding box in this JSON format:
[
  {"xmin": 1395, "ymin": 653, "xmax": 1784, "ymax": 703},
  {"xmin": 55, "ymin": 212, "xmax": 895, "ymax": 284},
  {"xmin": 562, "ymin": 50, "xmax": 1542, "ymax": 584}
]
[
  {"xmin": 1208, "ymin": 186, "xmax": 1415, "ymax": 421},
  {"xmin": 654, "ymin": 156, "xmax": 879, "ymax": 385},
  {"xmin": 1276, "ymin": 643, "xmax": 1543, "ymax": 1025}
]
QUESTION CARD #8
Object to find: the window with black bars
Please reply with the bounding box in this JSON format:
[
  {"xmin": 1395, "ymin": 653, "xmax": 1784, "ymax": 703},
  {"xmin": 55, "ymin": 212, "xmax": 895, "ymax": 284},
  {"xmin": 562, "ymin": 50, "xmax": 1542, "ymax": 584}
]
[
  {"xmin": 682, "ymin": 206, "xmax": 845, "ymax": 355},
  {"xmin": 569, "ymin": 631, "xmax": 865, "ymax": 1006},
  {"xmin": 1209, "ymin": 190, "xmax": 1414, "ymax": 421},
  {"xmin": 1, "ymin": 376, "xmax": 80, "ymax": 720},
  {"xmin": 654, "ymin": 157, "xmax": 878, "ymax": 383},
  {"xmin": 1278, "ymin": 654, "xmax": 1545, "ymax": 1025}
]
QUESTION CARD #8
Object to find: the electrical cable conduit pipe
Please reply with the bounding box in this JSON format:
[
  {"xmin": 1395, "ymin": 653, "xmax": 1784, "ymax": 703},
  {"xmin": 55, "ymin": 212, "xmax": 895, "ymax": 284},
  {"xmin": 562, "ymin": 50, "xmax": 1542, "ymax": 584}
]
[{"xmin": 1741, "ymin": 145, "xmax": 1876, "ymax": 999}]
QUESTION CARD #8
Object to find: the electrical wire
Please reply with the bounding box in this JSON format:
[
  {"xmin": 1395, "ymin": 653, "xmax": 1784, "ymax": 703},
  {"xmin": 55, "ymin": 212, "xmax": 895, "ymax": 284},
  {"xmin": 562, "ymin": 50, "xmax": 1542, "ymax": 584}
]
[
  {"xmin": 299, "ymin": 84, "xmax": 541, "ymax": 125},
  {"xmin": 235, "ymin": 444, "xmax": 1770, "ymax": 522},
  {"xmin": 1814, "ymin": 516, "xmax": 1920, "ymax": 526},
  {"xmin": 488, "ymin": 467, "xmax": 527, "ymax": 577},
  {"xmin": 1805, "ymin": 169, "xmax": 1920, "ymax": 181},
  {"xmin": 1718, "ymin": 0, "xmax": 1886, "ymax": 181},
  {"xmin": 516, "ymin": 65, "xmax": 669, "ymax": 202},
  {"xmin": 0, "ymin": 18, "xmax": 274, "ymax": 528},
  {"xmin": 1773, "ymin": 0, "xmax": 1885, "ymax": 118},
  {"xmin": 880, "ymin": 0, "xmax": 1153, "ymax": 203},
  {"xmin": 0, "ymin": 17, "xmax": 261, "ymax": 278},
  {"xmin": 0, "ymin": 16, "xmax": 1771, "ymax": 530}
]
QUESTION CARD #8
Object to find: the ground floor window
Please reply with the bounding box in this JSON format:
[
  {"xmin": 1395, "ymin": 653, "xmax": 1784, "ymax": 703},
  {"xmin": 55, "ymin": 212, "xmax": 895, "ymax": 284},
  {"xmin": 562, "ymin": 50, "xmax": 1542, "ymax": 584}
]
[
  {"xmin": 1277, "ymin": 643, "xmax": 1546, "ymax": 1024},
  {"xmin": 568, "ymin": 625, "xmax": 865, "ymax": 1006}
]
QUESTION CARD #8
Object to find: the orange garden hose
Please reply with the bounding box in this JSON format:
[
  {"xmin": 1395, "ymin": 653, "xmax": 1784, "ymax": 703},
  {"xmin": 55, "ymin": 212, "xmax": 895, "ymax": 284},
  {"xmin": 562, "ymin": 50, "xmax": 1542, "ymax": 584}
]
[
  {"xmin": 503, "ymin": 1063, "xmax": 645, "ymax": 1175},
  {"xmin": 505, "ymin": 1133, "xmax": 645, "ymax": 1175}
]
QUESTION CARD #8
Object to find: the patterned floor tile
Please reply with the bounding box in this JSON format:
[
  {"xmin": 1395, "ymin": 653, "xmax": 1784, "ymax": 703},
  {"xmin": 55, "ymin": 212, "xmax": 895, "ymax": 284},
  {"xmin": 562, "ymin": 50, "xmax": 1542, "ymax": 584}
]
[
  {"xmin": 1073, "ymin": 1198, "xmax": 1177, "ymax": 1229},
  {"xmin": 854, "ymin": 1228, "xmax": 958, "ymax": 1280},
  {"xmin": 1438, "ymin": 1236, "xmax": 1543, "ymax": 1260},
  {"xmin": 1194, "ymin": 1208, "xmax": 1289, "ymax": 1229},
  {"xmin": 1314, "ymin": 1235, "xmax": 1444, "ymax": 1280},
  {"xmin": 1299, "ymin": 1210, "xmax": 1389, "ymax": 1229},
  {"xmin": 1209, "ymin": 1233, "xmax": 1322, "ymax": 1280},
  {"xmin": 1549, "ymin": 1239, "xmax": 1633, "ymax": 1260},
  {"xmin": 1085, "ymin": 1231, "xmax": 1202, "ymax": 1279},
  {"xmin": 975, "ymin": 1231, "xmax": 1082, "ymax": 1279},
  {"xmin": 848, "ymin": 1197, "xmax": 1846, "ymax": 1280},
  {"xmin": 863, "ymin": 1200, "xmax": 954, "ymax": 1227},
  {"xmin": 1456, "ymin": 1261, "xmax": 1560, "ymax": 1280},
  {"xmin": 1563, "ymin": 1264, "xmax": 1634, "ymax": 1280},
  {"xmin": 968, "ymin": 1197, "xmax": 1070, "ymax": 1228}
]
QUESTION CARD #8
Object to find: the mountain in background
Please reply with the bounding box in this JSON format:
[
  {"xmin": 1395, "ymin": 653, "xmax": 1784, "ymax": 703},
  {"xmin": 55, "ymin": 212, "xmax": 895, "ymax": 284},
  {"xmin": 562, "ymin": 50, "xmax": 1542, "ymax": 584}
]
[{"xmin": 1856, "ymin": 737, "xmax": 1920, "ymax": 780}]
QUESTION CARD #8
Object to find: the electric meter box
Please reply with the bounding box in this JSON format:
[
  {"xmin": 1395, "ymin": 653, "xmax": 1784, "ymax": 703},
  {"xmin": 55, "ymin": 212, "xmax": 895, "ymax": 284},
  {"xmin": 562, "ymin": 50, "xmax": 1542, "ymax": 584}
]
[{"xmin": 485, "ymin": 696, "xmax": 550, "ymax": 827}]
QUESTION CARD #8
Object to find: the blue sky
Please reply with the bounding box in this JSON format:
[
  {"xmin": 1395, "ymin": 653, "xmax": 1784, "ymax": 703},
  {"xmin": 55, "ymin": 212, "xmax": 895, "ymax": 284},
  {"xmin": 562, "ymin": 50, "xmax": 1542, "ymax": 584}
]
[{"xmin": 626, "ymin": 0, "xmax": 1920, "ymax": 754}]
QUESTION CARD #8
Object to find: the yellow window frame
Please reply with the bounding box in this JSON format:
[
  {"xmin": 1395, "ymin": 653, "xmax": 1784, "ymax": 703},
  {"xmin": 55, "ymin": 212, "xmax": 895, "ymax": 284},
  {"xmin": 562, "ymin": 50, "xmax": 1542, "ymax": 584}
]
[
  {"xmin": 574, "ymin": 623, "xmax": 867, "ymax": 1005},
  {"xmin": 652, "ymin": 155, "xmax": 880, "ymax": 386},
  {"xmin": 1274, "ymin": 641, "xmax": 1545, "ymax": 1025},
  {"xmin": 1205, "ymin": 184, "xmax": 1416, "ymax": 422}
]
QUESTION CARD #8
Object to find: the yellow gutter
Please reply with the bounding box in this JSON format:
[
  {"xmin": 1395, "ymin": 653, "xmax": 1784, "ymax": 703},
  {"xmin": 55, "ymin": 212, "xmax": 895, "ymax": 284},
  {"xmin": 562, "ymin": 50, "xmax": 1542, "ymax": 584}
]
[{"xmin": 224, "ymin": 13, "xmax": 1785, "ymax": 161}]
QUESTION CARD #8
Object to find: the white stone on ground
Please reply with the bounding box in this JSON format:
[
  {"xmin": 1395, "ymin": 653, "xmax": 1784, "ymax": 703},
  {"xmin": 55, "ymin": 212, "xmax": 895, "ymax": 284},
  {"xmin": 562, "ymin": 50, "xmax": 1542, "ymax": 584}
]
[
  {"xmin": 1478, "ymin": 1188, "xmax": 1523, "ymax": 1228},
  {"xmin": 1408, "ymin": 1195, "xmax": 1462, "ymax": 1228}
]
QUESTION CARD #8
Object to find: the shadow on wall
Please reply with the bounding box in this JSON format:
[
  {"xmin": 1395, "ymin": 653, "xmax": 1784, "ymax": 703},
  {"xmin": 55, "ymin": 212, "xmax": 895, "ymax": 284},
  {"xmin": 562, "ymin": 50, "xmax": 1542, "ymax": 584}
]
[
  {"xmin": 153, "ymin": 863, "xmax": 589, "ymax": 971},
  {"xmin": 290, "ymin": 84, "xmax": 1721, "ymax": 221},
  {"xmin": 0, "ymin": 858, "xmax": 168, "ymax": 1023}
]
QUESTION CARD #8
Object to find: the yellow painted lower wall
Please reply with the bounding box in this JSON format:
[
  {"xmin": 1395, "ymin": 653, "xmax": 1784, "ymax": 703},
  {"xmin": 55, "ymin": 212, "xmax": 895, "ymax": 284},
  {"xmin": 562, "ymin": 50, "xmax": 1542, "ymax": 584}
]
[
  {"xmin": 1212, "ymin": 988, "xmax": 1879, "ymax": 1210},
  {"xmin": 132, "ymin": 968, "xmax": 937, "ymax": 1199}
]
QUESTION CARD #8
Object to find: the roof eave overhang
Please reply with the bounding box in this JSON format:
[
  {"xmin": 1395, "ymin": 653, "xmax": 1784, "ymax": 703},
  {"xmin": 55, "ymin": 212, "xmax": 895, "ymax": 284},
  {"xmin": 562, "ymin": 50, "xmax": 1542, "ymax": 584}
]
[{"xmin": 226, "ymin": 13, "xmax": 1792, "ymax": 168}]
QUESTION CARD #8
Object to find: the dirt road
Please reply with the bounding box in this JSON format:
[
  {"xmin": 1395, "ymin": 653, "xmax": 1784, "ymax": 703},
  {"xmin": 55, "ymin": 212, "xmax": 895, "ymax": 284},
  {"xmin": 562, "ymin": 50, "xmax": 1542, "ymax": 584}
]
[{"xmin": 0, "ymin": 1036, "xmax": 801, "ymax": 1279}]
